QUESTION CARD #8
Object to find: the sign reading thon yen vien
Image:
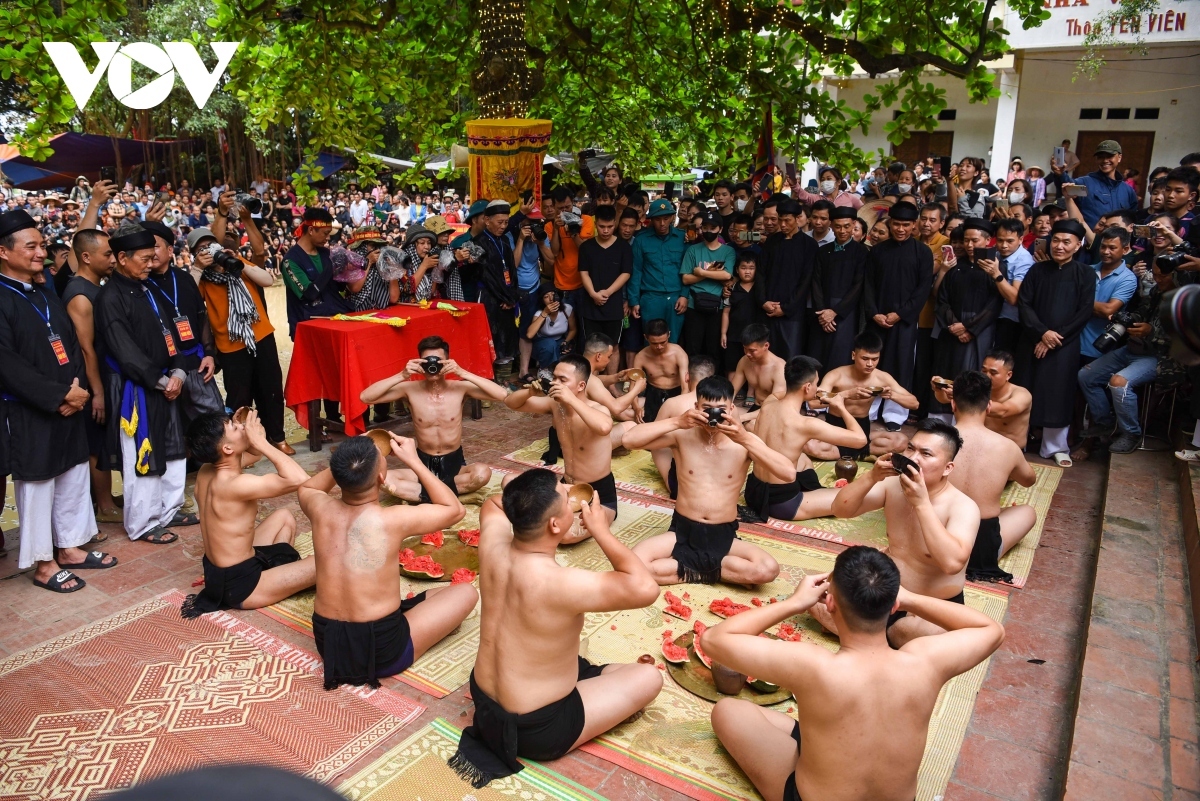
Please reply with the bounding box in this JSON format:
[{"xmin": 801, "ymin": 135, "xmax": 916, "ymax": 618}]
[
  {"xmin": 1003, "ymin": 0, "xmax": 1196, "ymax": 49},
  {"xmin": 42, "ymin": 41, "xmax": 241, "ymax": 110}
]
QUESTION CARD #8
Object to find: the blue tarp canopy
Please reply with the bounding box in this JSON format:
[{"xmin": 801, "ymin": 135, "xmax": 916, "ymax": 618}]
[
  {"xmin": 291, "ymin": 152, "xmax": 349, "ymax": 182},
  {"xmin": 0, "ymin": 132, "xmax": 199, "ymax": 189}
]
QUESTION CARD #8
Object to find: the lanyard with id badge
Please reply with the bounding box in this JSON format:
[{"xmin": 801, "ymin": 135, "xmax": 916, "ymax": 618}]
[
  {"xmin": 142, "ymin": 285, "xmax": 178, "ymax": 357},
  {"xmin": 0, "ymin": 281, "xmax": 70, "ymax": 365},
  {"xmin": 149, "ymin": 270, "xmax": 194, "ymax": 343}
]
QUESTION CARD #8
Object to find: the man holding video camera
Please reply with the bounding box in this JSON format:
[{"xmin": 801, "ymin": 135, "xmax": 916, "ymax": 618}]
[
  {"xmin": 1077, "ymin": 232, "xmax": 1185, "ymax": 454},
  {"xmin": 191, "ymin": 227, "xmax": 291, "ymax": 454}
]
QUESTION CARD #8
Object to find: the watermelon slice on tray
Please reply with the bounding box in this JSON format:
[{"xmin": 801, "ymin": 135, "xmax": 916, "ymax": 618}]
[
  {"xmin": 662, "ymin": 590, "xmax": 693, "ymax": 620},
  {"xmin": 777, "ymin": 622, "xmax": 803, "ymax": 642},
  {"xmin": 709, "ymin": 597, "xmax": 752, "ymax": 618},
  {"xmin": 457, "ymin": 528, "xmax": 480, "ymax": 546},
  {"xmin": 421, "ymin": 531, "xmax": 445, "ymax": 548},
  {"xmin": 399, "ymin": 550, "xmax": 445, "ymax": 578},
  {"xmin": 660, "ymin": 630, "xmax": 689, "ymax": 664},
  {"xmin": 450, "ymin": 567, "xmax": 477, "ymax": 584},
  {"xmin": 692, "ymin": 620, "xmax": 712, "ymax": 668}
]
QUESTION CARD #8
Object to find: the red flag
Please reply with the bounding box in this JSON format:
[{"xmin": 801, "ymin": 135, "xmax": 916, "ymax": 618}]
[{"xmin": 750, "ymin": 106, "xmax": 775, "ymax": 199}]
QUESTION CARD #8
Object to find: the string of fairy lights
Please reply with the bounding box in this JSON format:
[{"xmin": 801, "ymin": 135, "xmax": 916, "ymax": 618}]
[{"xmin": 476, "ymin": 0, "xmax": 531, "ymax": 117}]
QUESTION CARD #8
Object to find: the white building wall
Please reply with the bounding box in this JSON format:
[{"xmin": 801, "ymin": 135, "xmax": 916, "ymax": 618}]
[
  {"xmin": 831, "ymin": 43, "xmax": 1200, "ymax": 174},
  {"xmin": 1010, "ymin": 44, "xmax": 1200, "ymax": 172}
]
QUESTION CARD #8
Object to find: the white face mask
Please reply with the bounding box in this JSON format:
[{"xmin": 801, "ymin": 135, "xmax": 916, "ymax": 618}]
[
  {"xmin": 897, "ymin": 183, "xmax": 913, "ymax": 194},
  {"xmin": 820, "ymin": 180, "xmax": 836, "ymax": 195},
  {"xmin": 735, "ymin": 199, "xmax": 748, "ymax": 211},
  {"xmin": 1009, "ymin": 192, "xmax": 1026, "ymax": 204}
]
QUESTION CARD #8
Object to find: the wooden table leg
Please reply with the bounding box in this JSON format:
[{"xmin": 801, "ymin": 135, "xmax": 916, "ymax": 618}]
[
  {"xmin": 470, "ymin": 397, "xmax": 483, "ymax": 420},
  {"xmin": 308, "ymin": 400, "xmax": 322, "ymax": 452}
]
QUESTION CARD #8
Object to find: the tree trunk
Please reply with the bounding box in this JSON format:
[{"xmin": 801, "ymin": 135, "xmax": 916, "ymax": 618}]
[{"xmin": 471, "ymin": 0, "xmax": 542, "ymax": 118}]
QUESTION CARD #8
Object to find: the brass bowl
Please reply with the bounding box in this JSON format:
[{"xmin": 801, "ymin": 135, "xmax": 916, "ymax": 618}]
[
  {"xmin": 232, "ymin": 406, "xmax": 251, "ymax": 424},
  {"xmin": 865, "ymin": 386, "xmax": 886, "ymax": 396},
  {"xmin": 623, "ymin": 368, "xmax": 646, "ymax": 383},
  {"xmin": 366, "ymin": 428, "xmax": 393, "ymax": 456},
  {"xmin": 932, "ymin": 377, "xmax": 953, "ymax": 389},
  {"xmin": 815, "ymin": 390, "xmax": 838, "ymax": 401},
  {"xmin": 567, "ymin": 482, "xmax": 595, "ymax": 513}
]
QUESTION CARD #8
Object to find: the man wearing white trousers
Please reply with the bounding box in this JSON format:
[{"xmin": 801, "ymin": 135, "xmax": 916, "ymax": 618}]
[
  {"xmin": 0, "ymin": 209, "xmax": 114, "ymax": 592},
  {"xmin": 95, "ymin": 224, "xmax": 189, "ymax": 545}
]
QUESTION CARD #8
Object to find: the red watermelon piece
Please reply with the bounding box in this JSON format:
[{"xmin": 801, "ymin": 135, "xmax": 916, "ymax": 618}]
[
  {"xmin": 451, "ymin": 568, "xmax": 477, "ymax": 584},
  {"xmin": 692, "ymin": 620, "xmax": 712, "ymax": 668},
  {"xmin": 777, "ymin": 622, "xmax": 802, "ymax": 642},
  {"xmin": 403, "ymin": 554, "xmax": 445, "ymax": 578},
  {"xmin": 751, "ymin": 598, "xmax": 763, "ymax": 607},
  {"xmin": 421, "ymin": 531, "xmax": 445, "ymax": 548},
  {"xmin": 457, "ymin": 528, "xmax": 480, "ymax": 546},
  {"xmin": 709, "ymin": 597, "xmax": 752, "ymax": 618},
  {"xmin": 663, "ymin": 590, "xmax": 693, "ymax": 620},
  {"xmin": 398, "ymin": 548, "xmax": 416, "ymax": 565},
  {"xmin": 661, "ymin": 633, "xmax": 689, "ymax": 664}
]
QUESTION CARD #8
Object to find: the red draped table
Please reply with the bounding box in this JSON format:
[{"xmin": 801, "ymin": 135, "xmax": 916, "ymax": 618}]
[{"xmin": 285, "ymin": 303, "xmax": 496, "ymax": 449}]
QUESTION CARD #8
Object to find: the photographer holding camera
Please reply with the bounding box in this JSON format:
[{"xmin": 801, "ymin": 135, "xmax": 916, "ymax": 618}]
[
  {"xmin": 192, "ymin": 227, "xmax": 292, "ymax": 455},
  {"xmin": 1079, "ymin": 227, "xmax": 1138, "ymax": 365},
  {"xmin": 1077, "ymin": 233, "xmax": 1186, "ymax": 454}
]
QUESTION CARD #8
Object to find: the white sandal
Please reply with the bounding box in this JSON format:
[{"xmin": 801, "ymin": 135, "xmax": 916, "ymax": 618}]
[
  {"xmin": 1176, "ymin": 449, "xmax": 1200, "ymax": 463},
  {"xmin": 1053, "ymin": 452, "xmax": 1073, "ymax": 468}
]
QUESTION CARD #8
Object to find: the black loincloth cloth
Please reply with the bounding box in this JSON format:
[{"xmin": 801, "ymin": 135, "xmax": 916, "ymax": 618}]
[
  {"xmin": 825, "ymin": 412, "xmax": 871, "ymax": 460},
  {"xmin": 311, "ymin": 591, "xmax": 428, "ymax": 690},
  {"xmin": 563, "ymin": 472, "xmax": 618, "ymax": 518},
  {"xmin": 418, "ymin": 446, "xmax": 466, "ymax": 502},
  {"xmin": 966, "ymin": 516, "xmax": 1013, "ymax": 583},
  {"xmin": 669, "ymin": 513, "xmax": 739, "ymax": 584},
  {"xmin": 181, "ymin": 543, "xmax": 301, "ymax": 619},
  {"xmin": 449, "ymin": 656, "xmax": 608, "ymax": 787},
  {"xmin": 743, "ymin": 469, "xmax": 824, "ymax": 521},
  {"xmin": 642, "ymin": 384, "xmax": 681, "ymax": 423}
]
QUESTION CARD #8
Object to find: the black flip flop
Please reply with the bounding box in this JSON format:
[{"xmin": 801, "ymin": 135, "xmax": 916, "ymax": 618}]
[
  {"xmin": 142, "ymin": 527, "xmax": 178, "ymax": 545},
  {"xmin": 33, "ymin": 569, "xmax": 86, "ymax": 593},
  {"xmin": 59, "ymin": 550, "xmax": 119, "ymax": 570},
  {"xmin": 170, "ymin": 511, "xmax": 200, "ymax": 527}
]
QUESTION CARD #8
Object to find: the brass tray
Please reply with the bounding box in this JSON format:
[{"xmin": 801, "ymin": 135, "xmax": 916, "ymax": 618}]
[
  {"xmin": 398, "ymin": 532, "xmax": 479, "ymax": 582},
  {"xmin": 665, "ymin": 632, "xmax": 791, "ymax": 706}
]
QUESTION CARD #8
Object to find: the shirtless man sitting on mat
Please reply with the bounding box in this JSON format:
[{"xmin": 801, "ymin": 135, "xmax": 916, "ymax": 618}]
[
  {"xmin": 705, "ymin": 546, "xmax": 1004, "ymax": 801},
  {"xmin": 747, "ymin": 356, "xmax": 867, "ymax": 522},
  {"xmin": 634, "ymin": 318, "xmax": 689, "ymax": 422},
  {"xmin": 805, "ymin": 331, "xmax": 917, "ymax": 460},
  {"xmin": 623, "ymin": 376, "xmax": 794, "ymax": 585},
  {"xmin": 730, "ymin": 323, "xmax": 787, "ymax": 415},
  {"xmin": 360, "ymin": 335, "xmax": 508, "ymax": 503},
  {"xmin": 181, "ymin": 410, "xmax": 315, "ymax": 618},
  {"xmin": 931, "ymin": 370, "xmax": 1036, "ymax": 583},
  {"xmin": 583, "ymin": 332, "xmax": 646, "ymax": 425},
  {"xmin": 816, "ymin": 419, "xmax": 980, "ymax": 647},
  {"xmin": 980, "ymin": 350, "xmax": 1032, "ymax": 449},
  {"xmin": 299, "ymin": 433, "xmax": 476, "ymax": 690},
  {"xmin": 651, "ymin": 354, "xmax": 717, "ymax": 498},
  {"xmin": 505, "ymin": 355, "xmax": 619, "ymax": 541},
  {"xmin": 448, "ymin": 469, "xmax": 662, "ymax": 788}
]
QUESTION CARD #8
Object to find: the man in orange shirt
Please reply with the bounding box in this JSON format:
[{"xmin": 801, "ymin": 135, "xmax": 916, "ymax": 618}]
[
  {"xmin": 190, "ymin": 227, "xmax": 293, "ymax": 455},
  {"xmin": 544, "ymin": 187, "xmax": 594, "ymax": 320}
]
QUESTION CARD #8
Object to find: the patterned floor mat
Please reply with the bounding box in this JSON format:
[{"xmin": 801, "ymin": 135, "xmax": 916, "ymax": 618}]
[{"xmin": 0, "ymin": 591, "xmax": 422, "ymax": 800}]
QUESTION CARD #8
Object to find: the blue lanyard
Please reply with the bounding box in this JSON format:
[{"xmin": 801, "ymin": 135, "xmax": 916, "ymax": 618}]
[
  {"xmin": 149, "ymin": 270, "xmax": 180, "ymax": 316},
  {"xmin": 141, "ymin": 284, "xmax": 169, "ymax": 331},
  {"xmin": 0, "ymin": 280, "xmax": 55, "ymax": 335},
  {"xmin": 484, "ymin": 232, "xmax": 506, "ymax": 256}
]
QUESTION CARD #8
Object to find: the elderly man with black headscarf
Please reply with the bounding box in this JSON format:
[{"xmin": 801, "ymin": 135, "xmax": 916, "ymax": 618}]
[
  {"xmin": 1015, "ymin": 219, "xmax": 1097, "ymax": 466},
  {"xmin": 95, "ymin": 223, "xmax": 189, "ymax": 546},
  {"xmin": 0, "ymin": 209, "xmax": 111, "ymax": 592},
  {"xmin": 862, "ymin": 203, "xmax": 934, "ymax": 429}
]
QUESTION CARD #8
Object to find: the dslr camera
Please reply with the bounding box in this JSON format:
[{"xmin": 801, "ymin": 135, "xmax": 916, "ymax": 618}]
[
  {"xmin": 1160, "ymin": 284, "xmax": 1200, "ymax": 366},
  {"xmin": 421, "ymin": 355, "xmax": 443, "ymax": 375},
  {"xmin": 235, "ymin": 193, "xmax": 262, "ymax": 215},
  {"xmin": 205, "ymin": 243, "xmax": 244, "ymax": 277},
  {"xmin": 559, "ymin": 211, "xmax": 583, "ymax": 236},
  {"xmin": 1093, "ymin": 309, "xmax": 1135, "ymax": 354},
  {"xmin": 1156, "ymin": 240, "xmax": 1197, "ymax": 273}
]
